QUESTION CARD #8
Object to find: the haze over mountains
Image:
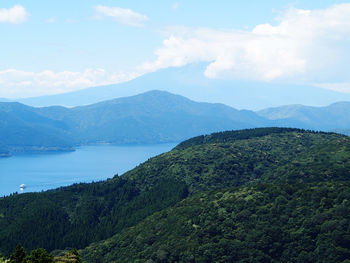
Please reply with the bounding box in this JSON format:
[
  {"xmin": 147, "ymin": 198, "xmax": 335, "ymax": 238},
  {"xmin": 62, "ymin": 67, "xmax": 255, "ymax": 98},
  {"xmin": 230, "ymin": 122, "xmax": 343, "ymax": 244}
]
[
  {"xmin": 257, "ymin": 102, "xmax": 350, "ymax": 130},
  {"xmin": 12, "ymin": 64, "xmax": 350, "ymax": 110},
  {"xmin": 1, "ymin": 89, "xmax": 350, "ymax": 157},
  {"xmin": 0, "ymin": 102, "xmax": 73, "ymax": 155},
  {"xmin": 0, "ymin": 90, "xmax": 268, "ymax": 156}
]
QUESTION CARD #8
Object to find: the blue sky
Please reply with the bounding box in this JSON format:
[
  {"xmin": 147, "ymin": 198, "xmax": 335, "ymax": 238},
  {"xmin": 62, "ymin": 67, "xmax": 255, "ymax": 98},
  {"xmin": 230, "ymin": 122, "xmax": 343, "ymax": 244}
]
[{"xmin": 1, "ymin": 0, "xmax": 350, "ymax": 98}]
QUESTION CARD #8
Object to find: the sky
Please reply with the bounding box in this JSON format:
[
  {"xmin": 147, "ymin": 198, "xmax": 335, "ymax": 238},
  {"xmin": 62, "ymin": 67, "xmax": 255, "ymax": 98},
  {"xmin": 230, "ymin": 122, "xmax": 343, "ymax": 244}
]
[{"xmin": 1, "ymin": 0, "xmax": 350, "ymax": 98}]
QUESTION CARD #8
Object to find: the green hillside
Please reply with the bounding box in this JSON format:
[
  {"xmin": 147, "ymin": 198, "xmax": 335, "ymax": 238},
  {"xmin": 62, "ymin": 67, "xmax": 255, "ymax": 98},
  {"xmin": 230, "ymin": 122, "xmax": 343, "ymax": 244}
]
[
  {"xmin": 0, "ymin": 177, "xmax": 188, "ymax": 255},
  {"xmin": 81, "ymin": 182, "xmax": 350, "ymax": 263},
  {"xmin": 1, "ymin": 128, "xmax": 350, "ymax": 261},
  {"xmin": 124, "ymin": 128, "xmax": 349, "ymax": 193}
]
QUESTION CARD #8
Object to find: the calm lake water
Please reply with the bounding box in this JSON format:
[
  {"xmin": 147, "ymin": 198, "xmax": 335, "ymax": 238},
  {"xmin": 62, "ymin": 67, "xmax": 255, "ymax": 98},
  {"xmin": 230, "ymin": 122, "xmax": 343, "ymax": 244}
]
[{"xmin": 0, "ymin": 143, "xmax": 177, "ymax": 197}]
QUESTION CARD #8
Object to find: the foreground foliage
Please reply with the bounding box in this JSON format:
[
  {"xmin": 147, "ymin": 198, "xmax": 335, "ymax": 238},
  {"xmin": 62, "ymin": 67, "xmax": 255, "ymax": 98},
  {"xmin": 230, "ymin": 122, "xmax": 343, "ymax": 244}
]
[
  {"xmin": 82, "ymin": 183, "xmax": 350, "ymax": 263},
  {"xmin": 4, "ymin": 245, "xmax": 81, "ymax": 263}
]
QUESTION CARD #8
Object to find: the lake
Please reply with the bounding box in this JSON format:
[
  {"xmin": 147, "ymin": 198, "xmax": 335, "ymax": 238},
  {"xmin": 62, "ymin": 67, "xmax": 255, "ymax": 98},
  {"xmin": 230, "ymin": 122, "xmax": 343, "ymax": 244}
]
[{"xmin": 0, "ymin": 143, "xmax": 177, "ymax": 197}]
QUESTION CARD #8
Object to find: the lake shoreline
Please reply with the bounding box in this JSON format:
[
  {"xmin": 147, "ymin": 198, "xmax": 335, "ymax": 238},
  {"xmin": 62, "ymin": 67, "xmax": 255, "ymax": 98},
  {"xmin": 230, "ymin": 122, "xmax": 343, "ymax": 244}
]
[
  {"xmin": 10, "ymin": 147, "xmax": 76, "ymax": 157},
  {"xmin": 0, "ymin": 153, "xmax": 11, "ymax": 158},
  {"xmin": 0, "ymin": 143, "xmax": 177, "ymax": 197},
  {"xmin": 2, "ymin": 141, "xmax": 180, "ymax": 158}
]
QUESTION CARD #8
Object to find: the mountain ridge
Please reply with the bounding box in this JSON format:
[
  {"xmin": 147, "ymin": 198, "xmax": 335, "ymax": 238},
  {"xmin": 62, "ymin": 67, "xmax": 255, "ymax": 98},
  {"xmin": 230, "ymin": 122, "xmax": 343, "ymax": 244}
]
[
  {"xmin": 258, "ymin": 101, "xmax": 350, "ymax": 130},
  {"xmin": 0, "ymin": 90, "xmax": 269, "ymax": 156},
  {"xmin": 2, "ymin": 89, "xmax": 350, "ymax": 157}
]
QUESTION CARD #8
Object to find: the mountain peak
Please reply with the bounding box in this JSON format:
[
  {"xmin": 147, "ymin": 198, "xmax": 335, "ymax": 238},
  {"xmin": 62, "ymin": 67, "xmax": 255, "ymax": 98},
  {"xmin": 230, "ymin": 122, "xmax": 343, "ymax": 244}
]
[{"xmin": 14, "ymin": 63, "xmax": 350, "ymax": 109}]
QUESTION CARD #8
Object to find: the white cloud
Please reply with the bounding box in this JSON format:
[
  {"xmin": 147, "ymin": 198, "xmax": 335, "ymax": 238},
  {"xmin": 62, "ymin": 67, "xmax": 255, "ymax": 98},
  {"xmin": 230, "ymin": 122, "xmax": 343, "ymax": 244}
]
[
  {"xmin": 141, "ymin": 3, "xmax": 350, "ymax": 91},
  {"xmin": 0, "ymin": 5, "xmax": 28, "ymax": 24},
  {"xmin": 314, "ymin": 82, "xmax": 350, "ymax": 94},
  {"xmin": 95, "ymin": 5, "xmax": 148, "ymax": 27},
  {"xmin": 0, "ymin": 69, "xmax": 139, "ymax": 98}
]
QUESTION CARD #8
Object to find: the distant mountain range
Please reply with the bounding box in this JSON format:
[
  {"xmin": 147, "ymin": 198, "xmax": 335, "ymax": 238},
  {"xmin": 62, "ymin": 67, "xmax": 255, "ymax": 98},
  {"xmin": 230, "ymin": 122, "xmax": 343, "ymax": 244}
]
[
  {"xmin": 1, "ymin": 89, "xmax": 350, "ymax": 157},
  {"xmin": 0, "ymin": 90, "xmax": 268, "ymax": 156},
  {"xmin": 37, "ymin": 90, "xmax": 268, "ymax": 144},
  {"xmin": 10, "ymin": 63, "xmax": 350, "ymax": 110},
  {"xmin": 258, "ymin": 102, "xmax": 350, "ymax": 130}
]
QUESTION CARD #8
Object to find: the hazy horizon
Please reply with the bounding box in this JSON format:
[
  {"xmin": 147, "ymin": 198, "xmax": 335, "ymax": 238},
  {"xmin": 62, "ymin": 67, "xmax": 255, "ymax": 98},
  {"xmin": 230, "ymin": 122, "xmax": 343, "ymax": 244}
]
[{"xmin": 1, "ymin": 0, "xmax": 350, "ymax": 107}]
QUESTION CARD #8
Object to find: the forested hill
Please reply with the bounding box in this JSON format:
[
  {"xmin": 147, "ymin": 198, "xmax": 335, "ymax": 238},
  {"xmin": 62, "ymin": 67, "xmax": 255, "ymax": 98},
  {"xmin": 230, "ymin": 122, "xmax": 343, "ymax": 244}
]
[
  {"xmin": 1, "ymin": 128, "xmax": 350, "ymax": 262},
  {"xmin": 175, "ymin": 127, "xmax": 302, "ymax": 149},
  {"xmin": 80, "ymin": 128, "xmax": 350, "ymax": 262},
  {"xmin": 82, "ymin": 182, "xmax": 350, "ymax": 263},
  {"xmin": 122, "ymin": 128, "xmax": 348, "ymax": 193}
]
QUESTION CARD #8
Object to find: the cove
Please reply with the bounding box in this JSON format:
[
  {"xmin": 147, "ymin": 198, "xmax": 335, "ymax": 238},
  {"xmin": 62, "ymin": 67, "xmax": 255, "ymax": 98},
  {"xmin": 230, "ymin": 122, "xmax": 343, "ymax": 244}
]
[{"xmin": 0, "ymin": 143, "xmax": 177, "ymax": 197}]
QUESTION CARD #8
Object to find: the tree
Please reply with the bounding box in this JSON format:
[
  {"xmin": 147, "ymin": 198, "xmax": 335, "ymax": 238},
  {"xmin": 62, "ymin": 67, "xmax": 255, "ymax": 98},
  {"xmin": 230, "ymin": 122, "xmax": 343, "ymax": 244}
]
[
  {"xmin": 0, "ymin": 253, "xmax": 6, "ymax": 263},
  {"xmin": 26, "ymin": 248, "xmax": 53, "ymax": 263},
  {"xmin": 70, "ymin": 249, "xmax": 82, "ymax": 263},
  {"xmin": 54, "ymin": 249, "xmax": 82, "ymax": 263},
  {"xmin": 9, "ymin": 244, "xmax": 26, "ymax": 263}
]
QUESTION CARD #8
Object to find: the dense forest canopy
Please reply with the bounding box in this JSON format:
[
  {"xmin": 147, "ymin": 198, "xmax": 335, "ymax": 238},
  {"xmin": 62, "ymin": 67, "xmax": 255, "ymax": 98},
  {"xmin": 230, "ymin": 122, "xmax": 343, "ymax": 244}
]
[{"xmin": 82, "ymin": 182, "xmax": 350, "ymax": 263}]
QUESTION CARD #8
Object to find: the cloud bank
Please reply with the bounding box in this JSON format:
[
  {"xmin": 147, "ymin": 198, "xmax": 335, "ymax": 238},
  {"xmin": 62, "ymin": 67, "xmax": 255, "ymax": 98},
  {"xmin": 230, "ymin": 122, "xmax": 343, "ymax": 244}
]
[
  {"xmin": 3, "ymin": 3, "xmax": 350, "ymax": 97},
  {"xmin": 95, "ymin": 5, "xmax": 148, "ymax": 27},
  {"xmin": 0, "ymin": 69, "xmax": 139, "ymax": 98},
  {"xmin": 0, "ymin": 5, "xmax": 28, "ymax": 24},
  {"xmin": 141, "ymin": 3, "xmax": 350, "ymax": 91}
]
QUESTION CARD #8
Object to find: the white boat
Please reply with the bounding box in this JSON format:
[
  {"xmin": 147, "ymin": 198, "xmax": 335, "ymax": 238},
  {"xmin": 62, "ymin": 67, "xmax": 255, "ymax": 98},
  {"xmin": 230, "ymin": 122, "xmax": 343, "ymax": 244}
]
[{"xmin": 20, "ymin": 184, "xmax": 26, "ymax": 189}]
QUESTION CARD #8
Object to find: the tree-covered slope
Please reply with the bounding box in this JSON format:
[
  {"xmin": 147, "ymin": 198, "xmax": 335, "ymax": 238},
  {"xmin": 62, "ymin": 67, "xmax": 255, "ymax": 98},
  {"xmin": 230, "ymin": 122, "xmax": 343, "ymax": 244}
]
[
  {"xmin": 123, "ymin": 128, "xmax": 350, "ymax": 193},
  {"xmin": 1, "ymin": 128, "xmax": 350, "ymax": 258},
  {"xmin": 0, "ymin": 177, "xmax": 188, "ymax": 255},
  {"xmin": 81, "ymin": 182, "xmax": 350, "ymax": 263}
]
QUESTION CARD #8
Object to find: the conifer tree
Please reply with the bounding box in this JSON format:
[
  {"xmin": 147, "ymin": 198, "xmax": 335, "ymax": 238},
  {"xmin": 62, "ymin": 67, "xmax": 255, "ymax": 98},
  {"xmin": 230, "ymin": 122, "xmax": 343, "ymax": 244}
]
[{"xmin": 9, "ymin": 244, "xmax": 26, "ymax": 263}]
